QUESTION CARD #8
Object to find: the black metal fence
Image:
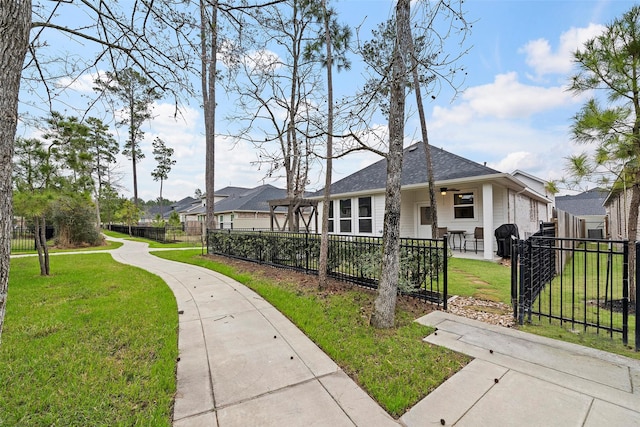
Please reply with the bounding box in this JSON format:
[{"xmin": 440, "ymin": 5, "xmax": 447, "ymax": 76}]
[
  {"xmin": 512, "ymin": 231, "xmax": 639, "ymax": 351},
  {"xmin": 11, "ymin": 226, "xmax": 55, "ymax": 253},
  {"xmin": 207, "ymin": 229, "xmax": 448, "ymax": 308},
  {"xmin": 107, "ymin": 224, "xmax": 168, "ymax": 242},
  {"xmin": 105, "ymin": 224, "xmax": 204, "ymax": 245}
]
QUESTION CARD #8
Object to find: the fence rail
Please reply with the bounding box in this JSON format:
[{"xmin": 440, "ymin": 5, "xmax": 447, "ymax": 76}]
[{"xmin": 206, "ymin": 229, "xmax": 448, "ymax": 308}]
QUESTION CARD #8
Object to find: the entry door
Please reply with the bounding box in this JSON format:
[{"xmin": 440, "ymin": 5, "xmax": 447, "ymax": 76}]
[{"xmin": 417, "ymin": 204, "xmax": 433, "ymax": 239}]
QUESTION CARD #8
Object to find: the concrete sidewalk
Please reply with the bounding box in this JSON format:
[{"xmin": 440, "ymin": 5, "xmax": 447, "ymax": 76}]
[{"xmin": 106, "ymin": 237, "xmax": 640, "ymax": 426}]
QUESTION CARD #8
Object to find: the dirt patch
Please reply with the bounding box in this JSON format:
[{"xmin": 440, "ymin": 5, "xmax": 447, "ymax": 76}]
[{"xmin": 595, "ymin": 299, "xmax": 636, "ymax": 316}]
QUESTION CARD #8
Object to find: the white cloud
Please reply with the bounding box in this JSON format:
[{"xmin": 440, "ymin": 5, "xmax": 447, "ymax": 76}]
[
  {"xmin": 432, "ymin": 72, "xmax": 576, "ymax": 126},
  {"xmin": 519, "ymin": 23, "xmax": 606, "ymax": 78},
  {"xmin": 56, "ymin": 70, "xmax": 106, "ymax": 93}
]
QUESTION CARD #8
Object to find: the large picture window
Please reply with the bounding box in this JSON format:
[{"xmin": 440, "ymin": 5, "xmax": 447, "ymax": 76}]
[
  {"xmin": 358, "ymin": 197, "xmax": 372, "ymax": 233},
  {"xmin": 454, "ymin": 193, "xmax": 475, "ymax": 219},
  {"xmin": 339, "ymin": 199, "xmax": 352, "ymax": 233}
]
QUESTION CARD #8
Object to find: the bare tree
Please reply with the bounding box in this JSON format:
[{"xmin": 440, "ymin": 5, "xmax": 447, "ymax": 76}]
[
  {"xmin": 226, "ymin": 0, "xmax": 324, "ymax": 230},
  {"xmin": 369, "ymin": 0, "xmax": 411, "ymax": 329},
  {"xmin": 344, "ymin": 0, "xmax": 470, "ymax": 327},
  {"xmin": 302, "ymin": 0, "xmax": 351, "ymax": 288}
]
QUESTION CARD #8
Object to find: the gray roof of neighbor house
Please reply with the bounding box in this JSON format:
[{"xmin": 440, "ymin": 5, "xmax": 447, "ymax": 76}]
[
  {"xmin": 171, "ymin": 196, "xmax": 197, "ymax": 212},
  {"xmin": 310, "ymin": 141, "xmax": 502, "ymax": 197},
  {"xmin": 215, "ymin": 186, "xmax": 252, "ymax": 197},
  {"xmin": 555, "ymin": 188, "xmax": 607, "ymax": 216},
  {"xmin": 214, "ymin": 184, "xmax": 288, "ymax": 213}
]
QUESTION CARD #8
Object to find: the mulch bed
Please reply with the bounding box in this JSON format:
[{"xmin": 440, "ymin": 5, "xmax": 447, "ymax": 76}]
[{"xmin": 204, "ymin": 254, "xmax": 437, "ymax": 320}]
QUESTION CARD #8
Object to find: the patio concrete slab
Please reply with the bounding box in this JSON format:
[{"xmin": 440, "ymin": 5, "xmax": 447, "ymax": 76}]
[
  {"xmin": 457, "ymin": 369, "xmax": 592, "ymax": 427},
  {"xmin": 584, "ymin": 399, "xmax": 640, "ymax": 427}
]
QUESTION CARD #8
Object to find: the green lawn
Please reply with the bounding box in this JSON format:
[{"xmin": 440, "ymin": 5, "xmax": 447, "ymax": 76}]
[
  {"xmin": 151, "ymin": 249, "xmax": 470, "ymax": 418},
  {"xmin": 0, "ymin": 254, "xmax": 178, "ymax": 426},
  {"xmin": 448, "ymin": 257, "xmax": 512, "ymax": 303}
]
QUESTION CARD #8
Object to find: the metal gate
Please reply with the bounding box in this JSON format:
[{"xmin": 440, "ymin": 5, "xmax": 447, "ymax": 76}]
[{"xmin": 511, "ymin": 223, "xmax": 639, "ymax": 351}]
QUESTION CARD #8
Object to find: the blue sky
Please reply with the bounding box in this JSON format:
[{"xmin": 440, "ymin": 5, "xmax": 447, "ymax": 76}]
[{"xmin": 16, "ymin": 0, "xmax": 637, "ymax": 202}]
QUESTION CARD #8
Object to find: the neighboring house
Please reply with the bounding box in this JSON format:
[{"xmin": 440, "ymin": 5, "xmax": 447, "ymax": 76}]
[
  {"xmin": 555, "ymin": 188, "xmax": 608, "ymax": 239},
  {"xmin": 309, "ymin": 141, "xmax": 554, "ymax": 260},
  {"xmin": 212, "ymin": 184, "xmax": 290, "ymax": 230},
  {"xmin": 140, "ymin": 196, "xmax": 195, "ymax": 223}
]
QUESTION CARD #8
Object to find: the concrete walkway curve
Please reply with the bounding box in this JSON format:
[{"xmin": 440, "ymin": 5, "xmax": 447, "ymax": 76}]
[{"xmin": 103, "ymin": 237, "xmax": 640, "ymax": 426}]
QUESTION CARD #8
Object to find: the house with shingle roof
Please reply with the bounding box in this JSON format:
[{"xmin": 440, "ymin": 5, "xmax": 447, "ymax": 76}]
[
  {"xmin": 213, "ymin": 184, "xmax": 290, "ymax": 230},
  {"xmin": 310, "ymin": 141, "xmax": 554, "ymax": 260},
  {"xmin": 556, "ymin": 188, "xmax": 607, "ymax": 238}
]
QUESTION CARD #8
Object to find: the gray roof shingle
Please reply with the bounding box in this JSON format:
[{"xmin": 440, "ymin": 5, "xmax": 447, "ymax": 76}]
[
  {"xmin": 555, "ymin": 188, "xmax": 607, "ymax": 216},
  {"xmin": 214, "ymin": 184, "xmax": 288, "ymax": 212},
  {"xmin": 312, "ymin": 141, "xmax": 501, "ymax": 196}
]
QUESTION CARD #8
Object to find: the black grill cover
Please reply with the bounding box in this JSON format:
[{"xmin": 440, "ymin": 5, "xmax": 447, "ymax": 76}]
[{"xmin": 494, "ymin": 224, "xmax": 519, "ymax": 258}]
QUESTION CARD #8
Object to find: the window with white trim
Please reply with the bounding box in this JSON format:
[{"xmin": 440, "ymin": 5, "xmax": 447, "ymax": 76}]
[
  {"xmin": 358, "ymin": 197, "xmax": 372, "ymax": 233},
  {"xmin": 339, "ymin": 199, "xmax": 352, "ymax": 233},
  {"xmin": 328, "ymin": 201, "xmax": 334, "ymax": 232},
  {"xmin": 453, "ymin": 192, "xmax": 475, "ymax": 219}
]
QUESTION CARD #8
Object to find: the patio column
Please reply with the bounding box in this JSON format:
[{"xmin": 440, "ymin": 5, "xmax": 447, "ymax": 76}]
[{"xmin": 482, "ymin": 183, "xmax": 494, "ymax": 260}]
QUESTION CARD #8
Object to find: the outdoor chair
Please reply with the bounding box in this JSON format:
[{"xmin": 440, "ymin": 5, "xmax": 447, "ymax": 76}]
[
  {"xmin": 464, "ymin": 227, "xmax": 483, "ymax": 253},
  {"xmin": 437, "ymin": 227, "xmax": 448, "ymax": 239}
]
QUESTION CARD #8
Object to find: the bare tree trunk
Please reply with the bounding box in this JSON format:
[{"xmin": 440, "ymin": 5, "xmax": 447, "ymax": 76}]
[
  {"xmin": 0, "ymin": 0, "xmax": 31, "ymax": 343},
  {"xmin": 406, "ymin": 28, "xmax": 438, "ymax": 236},
  {"xmin": 370, "ymin": 0, "xmax": 409, "ymax": 329},
  {"xmin": 130, "ymin": 99, "xmax": 139, "ymax": 207},
  {"xmin": 34, "ymin": 216, "xmax": 50, "ymax": 276},
  {"xmin": 318, "ymin": 0, "xmax": 334, "ymax": 289},
  {"xmin": 203, "ymin": 0, "xmax": 218, "ymax": 232}
]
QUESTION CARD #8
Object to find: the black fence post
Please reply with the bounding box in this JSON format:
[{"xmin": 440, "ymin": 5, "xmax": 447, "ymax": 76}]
[
  {"xmin": 635, "ymin": 242, "xmax": 639, "ymax": 352},
  {"xmin": 443, "ymin": 235, "xmax": 448, "ymax": 311},
  {"xmin": 511, "ymin": 236, "xmax": 519, "ymax": 321},
  {"xmin": 622, "ymin": 242, "xmax": 629, "ymax": 347}
]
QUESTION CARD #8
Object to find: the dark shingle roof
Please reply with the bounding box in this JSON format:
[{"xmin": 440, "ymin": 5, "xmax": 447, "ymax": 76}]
[
  {"xmin": 311, "ymin": 141, "xmax": 501, "ymax": 196},
  {"xmin": 215, "ymin": 186, "xmax": 251, "ymax": 197},
  {"xmin": 555, "ymin": 188, "xmax": 607, "ymax": 216},
  {"xmin": 214, "ymin": 184, "xmax": 287, "ymax": 212}
]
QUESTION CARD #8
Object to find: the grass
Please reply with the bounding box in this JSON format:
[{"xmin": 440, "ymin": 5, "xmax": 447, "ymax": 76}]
[
  {"xmin": 151, "ymin": 249, "xmax": 471, "ymax": 418},
  {"xmin": 448, "ymin": 257, "xmax": 512, "ymax": 303},
  {"xmin": 0, "ymin": 254, "xmax": 178, "ymax": 426}
]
